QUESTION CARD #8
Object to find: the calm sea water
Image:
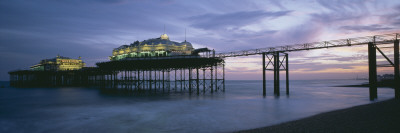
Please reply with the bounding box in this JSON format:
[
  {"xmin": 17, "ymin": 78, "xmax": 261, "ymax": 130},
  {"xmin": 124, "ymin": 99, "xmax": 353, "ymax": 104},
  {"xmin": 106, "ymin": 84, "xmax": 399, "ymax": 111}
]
[{"xmin": 0, "ymin": 80, "xmax": 394, "ymax": 133}]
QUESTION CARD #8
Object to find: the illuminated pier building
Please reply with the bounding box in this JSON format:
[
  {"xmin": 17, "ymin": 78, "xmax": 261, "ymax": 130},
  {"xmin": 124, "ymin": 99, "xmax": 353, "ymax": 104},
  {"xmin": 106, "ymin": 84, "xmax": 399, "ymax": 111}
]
[
  {"xmin": 9, "ymin": 34, "xmax": 224, "ymax": 94},
  {"xmin": 110, "ymin": 34, "xmax": 195, "ymax": 60},
  {"xmin": 30, "ymin": 55, "xmax": 86, "ymax": 71}
]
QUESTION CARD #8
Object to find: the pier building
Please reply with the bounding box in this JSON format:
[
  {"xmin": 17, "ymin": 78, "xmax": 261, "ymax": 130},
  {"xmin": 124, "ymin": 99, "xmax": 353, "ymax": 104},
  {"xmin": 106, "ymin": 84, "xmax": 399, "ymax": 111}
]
[
  {"xmin": 110, "ymin": 34, "xmax": 195, "ymax": 61},
  {"xmin": 30, "ymin": 55, "xmax": 85, "ymax": 71}
]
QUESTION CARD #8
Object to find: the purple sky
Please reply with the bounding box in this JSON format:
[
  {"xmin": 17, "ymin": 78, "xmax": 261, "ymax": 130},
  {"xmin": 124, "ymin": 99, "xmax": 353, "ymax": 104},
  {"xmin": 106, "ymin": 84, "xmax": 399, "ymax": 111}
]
[{"xmin": 1, "ymin": 0, "xmax": 400, "ymax": 81}]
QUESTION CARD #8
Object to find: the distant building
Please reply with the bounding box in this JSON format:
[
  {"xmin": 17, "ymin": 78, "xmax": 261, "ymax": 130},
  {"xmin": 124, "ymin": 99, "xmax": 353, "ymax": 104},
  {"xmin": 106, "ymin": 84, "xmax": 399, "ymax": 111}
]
[
  {"xmin": 30, "ymin": 55, "xmax": 86, "ymax": 71},
  {"xmin": 378, "ymin": 74, "xmax": 394, "ymax": 81},
  {"xmin": 110, "ymin": 34, "xmax": 195, "ymax": 61}
]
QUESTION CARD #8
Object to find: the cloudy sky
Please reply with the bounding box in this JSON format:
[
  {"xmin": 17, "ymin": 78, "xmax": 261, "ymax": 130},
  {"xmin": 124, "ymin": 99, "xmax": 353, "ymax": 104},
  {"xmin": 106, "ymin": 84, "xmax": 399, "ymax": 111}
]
[{"xmin": 1, "ymin": 0, "xmax": 400, "ymax": 81}]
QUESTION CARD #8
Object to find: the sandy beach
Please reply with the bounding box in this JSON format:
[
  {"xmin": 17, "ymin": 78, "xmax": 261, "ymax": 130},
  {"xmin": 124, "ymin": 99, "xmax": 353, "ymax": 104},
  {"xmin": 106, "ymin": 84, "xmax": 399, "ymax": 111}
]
[{"xmin": 239, "ymin": 98, "xmax": 400, "ymax": 133}]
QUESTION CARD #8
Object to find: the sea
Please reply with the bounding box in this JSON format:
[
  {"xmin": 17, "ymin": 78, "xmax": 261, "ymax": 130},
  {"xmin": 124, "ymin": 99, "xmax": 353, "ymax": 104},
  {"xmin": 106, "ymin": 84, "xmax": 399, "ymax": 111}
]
[{"xmin": 0, "ymin": 80, "xmax": 394, "ymax": 133}]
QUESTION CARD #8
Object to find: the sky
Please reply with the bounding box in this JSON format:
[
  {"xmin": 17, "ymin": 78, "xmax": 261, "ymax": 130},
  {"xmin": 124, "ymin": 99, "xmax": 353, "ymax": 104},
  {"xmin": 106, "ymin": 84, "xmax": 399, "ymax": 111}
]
[{"xmin": 1, "ymin": 0, "xmax": 400, "ymax": 81}]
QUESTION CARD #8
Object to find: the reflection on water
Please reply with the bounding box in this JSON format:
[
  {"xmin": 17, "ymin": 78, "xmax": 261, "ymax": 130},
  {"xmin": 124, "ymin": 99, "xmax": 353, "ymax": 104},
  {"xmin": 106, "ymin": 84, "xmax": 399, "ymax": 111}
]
[{"xmin": 0, "ymin": 80, "xmax": 394, "ymax": 133}]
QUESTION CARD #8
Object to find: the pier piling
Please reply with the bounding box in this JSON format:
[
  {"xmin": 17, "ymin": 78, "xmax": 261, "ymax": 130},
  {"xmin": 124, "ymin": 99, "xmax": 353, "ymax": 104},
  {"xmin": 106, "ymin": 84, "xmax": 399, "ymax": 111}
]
[
  {"xmin": 394, "ymin": 39, "xmax": 399, "ymax": 99},
  {"xmin": 368, "ymin": 42, "xmax": 378, "ymax": 100},
  {"xmin": 262, "ymin": 53, "xmax": 266, "ymax": 96}
]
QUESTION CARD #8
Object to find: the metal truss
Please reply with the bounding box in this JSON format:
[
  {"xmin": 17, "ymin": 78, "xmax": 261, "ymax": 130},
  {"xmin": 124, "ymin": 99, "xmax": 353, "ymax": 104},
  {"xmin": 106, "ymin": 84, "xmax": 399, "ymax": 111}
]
[{"xmin": 217, "ymin": 33, "xmax": 399, "ymax": 58}]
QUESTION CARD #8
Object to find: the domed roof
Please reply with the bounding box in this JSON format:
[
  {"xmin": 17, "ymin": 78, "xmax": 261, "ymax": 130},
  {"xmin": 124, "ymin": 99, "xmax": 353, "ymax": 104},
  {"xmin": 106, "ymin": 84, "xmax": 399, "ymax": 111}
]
[
  {"xmin": 160, "ymin": 34, "xmax": 169, "ymax": 40},
  {"xmin": 114, "ymin": 35, "xmax": 193, "ymax": 50},
  {"xmin": 131, "ymin": 38, "xmax": 193, "ymax": 47}
]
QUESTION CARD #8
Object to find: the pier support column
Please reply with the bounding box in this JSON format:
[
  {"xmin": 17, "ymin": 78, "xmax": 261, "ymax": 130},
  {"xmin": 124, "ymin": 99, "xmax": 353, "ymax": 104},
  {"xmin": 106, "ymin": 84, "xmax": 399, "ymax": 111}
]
[
  {"xmin": 167, "ymin": 70, "xmax": 171, "ymax": 92},
  {"xmin": 197, "ymin": 68, "xmax": 199, "ymax": 95},
  {"xmin": 180, "ymin": 69, "xmax": 183, "ymax": 90},
  {"xmin": 211, "ymin": 67, "xmax": 214, "ymax": 93},
  {"xmin": 215, "ymin": 65, "xmax": 218, "ymax": 91},
  {"xmin": 175, "ymin": 69, "xmax": 177, "ymax": 90},
  {"xmin": 189, "ymin": 68, "xmax": 192, "ymax": 93},
  {"xmin": 142, "ymin": 70, "xmax": 145, "ymax": 90},
  {"xmin": 149, "ymin": 70, "xmax": 152, "ymax": 91},
  {"xmin": 203, "ymin": 69, "xmax": 206, "ymax": 93},
  {"xmin": 274, "ymin": 52, "xmax": 280, "ymax": 96},
  {"xmin": 394, "ymin": 39, "xmax": 399, "ymax": 99},
  {"xmin": 285, "ymin": 53, "xmax": 289, "ymax": 95},
  {"xmin": 154, "ymin": 70, "xmax": 157, "ymax": 92},
  {"xmin": 136, "ymin": 70, "xmax": 139, "ymax": 90},
  {"xmin": 162, "ymin": 69, "xmax": 165, "ymax": 93},
  {"xmin": 368, "ymin": 42, "xmax": 377, "ymax": 100},
  {"xmin": 223, "ymin": 63, "xmax": 225, "ymax": 92},
  {"xmin": 262, "ymin": 53, "xmax": 266, "ymax": 96}
]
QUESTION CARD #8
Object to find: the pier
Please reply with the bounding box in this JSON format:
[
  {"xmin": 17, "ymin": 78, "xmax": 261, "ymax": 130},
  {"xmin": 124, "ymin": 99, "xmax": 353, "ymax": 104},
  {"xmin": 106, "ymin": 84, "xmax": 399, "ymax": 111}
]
[{"xmin": 8, "ymin": 33, "xmax": 400, "ymax": 99}]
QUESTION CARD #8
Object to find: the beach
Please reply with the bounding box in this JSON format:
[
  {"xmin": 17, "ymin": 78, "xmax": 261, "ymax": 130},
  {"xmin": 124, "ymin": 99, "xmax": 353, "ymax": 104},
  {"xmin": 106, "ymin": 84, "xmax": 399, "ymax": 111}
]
[{"xmin": 239, "ymin": 98, "xmax": 400, "ymax": 133}]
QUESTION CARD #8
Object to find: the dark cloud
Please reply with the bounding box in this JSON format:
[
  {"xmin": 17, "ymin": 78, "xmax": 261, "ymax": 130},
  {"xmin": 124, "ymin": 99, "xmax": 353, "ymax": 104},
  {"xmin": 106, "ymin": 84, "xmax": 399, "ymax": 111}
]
[
  {"xmin": 277, "ymin": 24, "xmax": 324, "ymax": 44},
  {"xmin": 0, "ymin": 0, "xmax": 181, "ymax": 80},
  {"xmin": 379, "ymin": 4, "xmax": 400, "ymax": 26},
  {"xmin": 197, "ymin": 21, "xmax": 325, "ymax": 54},
  {"xmin": 310, "ymin": 13, "xmax": 363, "ymax": 24},
  {"xmin": 187, "ymin": 10, "xmax": 292, "ymax": 30},
  {"xmin": 269, "ymin": 0, "xmax": 286, "ymax": 10},
  {"xmin": 313, "ymin": 1, "xmax": 399, "ymax": 34},
  {"xmin": 95, "ymin": 0, "xmax": 127, "ymax": 4},
  {"xmin": 310, "ymin": 0, "xmax": 371, "ymax": 31},
  {"xmin": 316, "ymin": 0, "xmax": 369, "ymax": 13},
  {"xmin": 340, "ymin": 24, "xmax": 393, "ymax": 32}
]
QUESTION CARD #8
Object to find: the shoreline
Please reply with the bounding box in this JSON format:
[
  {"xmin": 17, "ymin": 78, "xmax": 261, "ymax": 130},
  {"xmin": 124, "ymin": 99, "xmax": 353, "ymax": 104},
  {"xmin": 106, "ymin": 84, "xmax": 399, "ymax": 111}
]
[
  {"xmin": 336, "ymin": 79, "xmax": 396, "ymax": 88},
  {"xmin": 238, "ymin": 98, "xmax": 400, "ymax": 133}
]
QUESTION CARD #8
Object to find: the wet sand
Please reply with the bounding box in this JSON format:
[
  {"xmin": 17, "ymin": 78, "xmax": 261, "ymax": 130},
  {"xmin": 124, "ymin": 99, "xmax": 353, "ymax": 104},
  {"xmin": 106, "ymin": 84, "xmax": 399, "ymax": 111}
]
[{"xmin": 239, "ymin": 98, "xmax": 400, "ymax": 133}]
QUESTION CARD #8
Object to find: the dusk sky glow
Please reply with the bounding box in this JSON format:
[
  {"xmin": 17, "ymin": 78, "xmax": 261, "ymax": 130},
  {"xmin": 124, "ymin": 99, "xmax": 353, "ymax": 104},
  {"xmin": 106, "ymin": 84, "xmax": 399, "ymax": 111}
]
[{"xmin": 1, "ymin": 0, "xmax": 400, "ymax": 81}]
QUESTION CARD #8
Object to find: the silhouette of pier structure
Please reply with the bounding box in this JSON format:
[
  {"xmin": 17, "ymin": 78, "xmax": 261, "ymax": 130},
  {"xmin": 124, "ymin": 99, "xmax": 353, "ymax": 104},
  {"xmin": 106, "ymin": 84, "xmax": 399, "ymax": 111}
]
[
  {"xmin": 8, "ymin": 33, "xmax": 400, "ymax": 99},
  {"xmin": 216, "ymin": 33, "xmax": 399, "ymax": 100},
  {"xmin": 9, "ymin": 50, "xmax": 225, "ymax": 95},
  {"xmin": 95, "ymin": 56, "xmax": 225, "ymax": 94}
]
